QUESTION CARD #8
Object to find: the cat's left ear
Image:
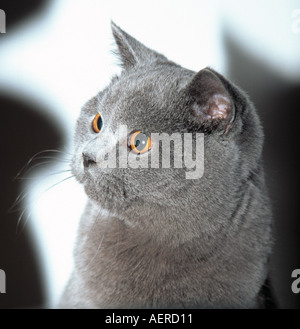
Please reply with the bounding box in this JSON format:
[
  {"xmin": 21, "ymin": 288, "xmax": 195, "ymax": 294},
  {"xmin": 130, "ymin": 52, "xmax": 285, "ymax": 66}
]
[
  {"xmin": 111, "ymin": 21, "xmax": 167, "ymax": 69},
  {"xmin": 187, "ymin": 68, "xmax": 235, "ymax": 134}
]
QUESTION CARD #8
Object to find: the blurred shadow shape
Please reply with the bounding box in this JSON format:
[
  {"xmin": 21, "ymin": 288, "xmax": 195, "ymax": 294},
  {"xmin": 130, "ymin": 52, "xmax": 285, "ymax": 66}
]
[
  {"xmin": 0, "ymin": 92, "xmax": 64, "ymax": 309},
  {"xmin": 0, "ymin": 0, "xmax": 50, "ymax": 32},
  {"xmin": 0, "ymin": 0, "xmax": 56, "ymax": 309}
]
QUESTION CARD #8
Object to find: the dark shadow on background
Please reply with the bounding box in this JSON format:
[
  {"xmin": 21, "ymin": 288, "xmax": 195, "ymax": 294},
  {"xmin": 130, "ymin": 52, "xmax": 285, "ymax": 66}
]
[
  {"xmin": 0, "ymin": 94, "xmax": 62, "ymax": 308},
  {"xmin": 224, "ymin": 32, "xmax": 300, "ymax": 309},
  {"xmin": 0, "ymin": 0, "xmax": 50, "ymax": 34},
  {"xmin": 0, "ymin": 94, "xmax": 64, "ymax": 308},
  {"xmin": 0, "ymin": 0, "xmax": 63, "ymax": 308}
]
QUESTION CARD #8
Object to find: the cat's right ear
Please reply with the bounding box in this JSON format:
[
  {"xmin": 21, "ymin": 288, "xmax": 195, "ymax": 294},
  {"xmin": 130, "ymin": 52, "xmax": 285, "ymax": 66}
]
[
  {"xmin": 111, "ymin": 21, "xmax": 167, "ymax": 69},
  {"xmin": 186, "ymin": 68, "xmax": 235, "ymax": 134}
]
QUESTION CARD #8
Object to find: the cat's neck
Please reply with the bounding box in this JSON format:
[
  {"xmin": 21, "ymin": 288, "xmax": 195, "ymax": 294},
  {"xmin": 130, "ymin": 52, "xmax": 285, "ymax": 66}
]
[
  {"xmin": 76, "ymin": 198, "xmax": 237, "ymax": 257},
  {"xmin": 73, "ymin": 199, "xmax": 266, "ymax": 308}
]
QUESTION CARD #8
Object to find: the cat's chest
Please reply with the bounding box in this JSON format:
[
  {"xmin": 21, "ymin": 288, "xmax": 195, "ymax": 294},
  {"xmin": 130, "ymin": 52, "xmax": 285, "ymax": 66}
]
[{"xmin": 74, "ymin": 212, "xmax": 262, "ymax": 308}]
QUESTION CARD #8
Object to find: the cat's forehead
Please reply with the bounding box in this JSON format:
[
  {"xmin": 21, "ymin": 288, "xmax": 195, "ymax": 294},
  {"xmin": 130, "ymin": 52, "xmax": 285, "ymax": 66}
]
[{"xmin": 95, "ymin": 65, "xmax": 193, "ymax": 131}]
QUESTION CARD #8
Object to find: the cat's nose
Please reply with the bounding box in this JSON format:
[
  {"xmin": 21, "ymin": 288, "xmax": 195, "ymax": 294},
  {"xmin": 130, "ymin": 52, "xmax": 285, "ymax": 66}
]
[{"xmin": 82, "ymin": 153, "xmax": 96, "ymax": 168}]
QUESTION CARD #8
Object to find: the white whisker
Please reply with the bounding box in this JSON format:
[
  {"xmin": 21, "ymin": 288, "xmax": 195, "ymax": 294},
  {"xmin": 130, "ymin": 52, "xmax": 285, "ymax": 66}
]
[
  {"xmin": 43, "ymin": 175, "xmax": 75, "ymax": 194},
  {"xmin": 13, "ymin": 170, "xmax": 75, "ymax": 235},
  {"xmin": 14, "ymin": 149, "xmax": 73, "ymax": 181}
]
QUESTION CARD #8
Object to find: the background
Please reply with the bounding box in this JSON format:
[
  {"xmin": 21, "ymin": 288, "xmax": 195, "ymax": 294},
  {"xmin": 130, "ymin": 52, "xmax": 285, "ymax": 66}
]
[{"xmin": 0, "ymin": 0, "xmax": 299, "ymax": 308}]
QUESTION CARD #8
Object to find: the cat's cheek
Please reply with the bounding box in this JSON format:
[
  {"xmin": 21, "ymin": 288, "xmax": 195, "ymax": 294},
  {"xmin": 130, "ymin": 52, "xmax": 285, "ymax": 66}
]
[{"xmin": 71, "ymin": 154, "xmax": 86, "ymax": 184}]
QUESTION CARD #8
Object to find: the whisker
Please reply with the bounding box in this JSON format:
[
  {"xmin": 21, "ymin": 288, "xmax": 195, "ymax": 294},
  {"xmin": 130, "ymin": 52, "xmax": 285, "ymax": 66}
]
[
  {"xmin": 16, "ymin": 166, "xmax": 72, "ymax": 181},
  {"xmin": 9, "ymin": 189, "xmax": 30, "ymax": 214},
  {"xmin": 15, "ymin": 161, "xmax": 68, "ymax": 179},
  {"xmin": 14, "ymin": 149, "xmax": 73, "ymax": 180},
  {"xmin": 14, "ymin": 174, "xmax": 75, "ymax": 236},
  {"xmin": 29, "ymin": 149, "xmax": 73, "ymax": 157},
  {"xmin": 45, "ymin": 169, "xmax": 72, "ymax": 176},
  {"xmin": 25, "ymin": 156, "xmax": 72, "ymax": 164},
  {"xmin": 16, "ymin": 204, "xmax": 31, "ymax": 236},
  {"xmin": 11, "ymin": 165, "xmax": 72, "ymax": 213},
  {"xmin": 44, "ymin": 175, "xmax": 75, "ymax": 193}
]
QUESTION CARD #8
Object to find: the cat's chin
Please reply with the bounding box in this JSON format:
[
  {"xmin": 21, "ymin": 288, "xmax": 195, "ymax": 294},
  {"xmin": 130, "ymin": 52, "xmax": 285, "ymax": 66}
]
[{"xmin": 82, "ymin": 178, "xmax": 129, "ymax": 213}]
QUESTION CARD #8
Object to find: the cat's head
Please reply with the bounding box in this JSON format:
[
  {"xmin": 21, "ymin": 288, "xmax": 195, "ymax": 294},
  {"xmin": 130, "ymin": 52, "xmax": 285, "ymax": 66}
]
[{"xmin": 71, "ymin": 23, "xmax": 264, "ymax": 243}]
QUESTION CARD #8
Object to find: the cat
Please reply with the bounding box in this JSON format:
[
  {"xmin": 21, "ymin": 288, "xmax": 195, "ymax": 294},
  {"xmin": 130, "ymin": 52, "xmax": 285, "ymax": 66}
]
[{"xmin": 59, "ymin": 22, "xmax": 274, "ymax": 309}]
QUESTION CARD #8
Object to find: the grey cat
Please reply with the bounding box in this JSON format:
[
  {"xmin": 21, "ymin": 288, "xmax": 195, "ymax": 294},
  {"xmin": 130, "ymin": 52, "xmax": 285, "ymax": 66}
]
[{"xmin": 59, "ymin": 22, "xmax": 274, "ymax": 308}]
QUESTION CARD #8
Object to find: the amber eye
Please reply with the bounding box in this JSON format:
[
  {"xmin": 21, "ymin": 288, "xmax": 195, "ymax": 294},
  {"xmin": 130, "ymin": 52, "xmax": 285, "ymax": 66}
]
[
  {"xmin": 129, "ymin": 131, "xmax": 152, "ymax": 154},
  {"xmin": 92, "ymin": 113, "xmax": 103, "ymax": 133}
]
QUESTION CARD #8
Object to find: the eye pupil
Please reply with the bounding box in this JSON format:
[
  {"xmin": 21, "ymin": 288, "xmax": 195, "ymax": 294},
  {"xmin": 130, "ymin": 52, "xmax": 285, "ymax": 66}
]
[
  {"xmin": 134, "ymin": 133, "xmax": 148, "ymax": 152},
  {"xmin": 97, "ymin": 116, "xmax": 103, "ymax": 131},
  {"xmin": 129, "ymin": 131, "xmax": 151, "ymax": 154}
]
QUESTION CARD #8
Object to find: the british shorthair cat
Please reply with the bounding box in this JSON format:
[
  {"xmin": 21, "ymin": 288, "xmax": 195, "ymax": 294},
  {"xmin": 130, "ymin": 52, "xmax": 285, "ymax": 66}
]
[{"xmin": 59, "ymin": 22, "xmax": 274, "ymax": 308}]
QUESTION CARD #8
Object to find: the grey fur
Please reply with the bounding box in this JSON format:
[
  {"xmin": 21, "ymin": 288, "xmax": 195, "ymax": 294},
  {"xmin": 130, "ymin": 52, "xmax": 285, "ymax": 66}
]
[{"xmin": 60, "ymin": 22, "xmax": 273, "ymax": 308}]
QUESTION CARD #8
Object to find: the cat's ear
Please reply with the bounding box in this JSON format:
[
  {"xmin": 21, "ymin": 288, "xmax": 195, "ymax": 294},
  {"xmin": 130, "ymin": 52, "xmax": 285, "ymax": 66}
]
[
  {"xmin": 111, "ymin": 21, "xmax": 167, "ymax": 69},
  {"xmin": 187, "ymin": 68, "xmax": 235, "ymax": 134}
]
